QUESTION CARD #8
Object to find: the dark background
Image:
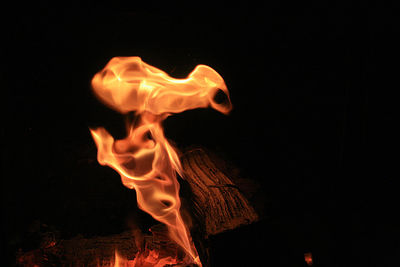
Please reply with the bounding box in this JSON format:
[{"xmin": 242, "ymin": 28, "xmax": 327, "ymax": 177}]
[{"xmin": 4, "ymin": 2, "xmax": 397, "ymax": 267}]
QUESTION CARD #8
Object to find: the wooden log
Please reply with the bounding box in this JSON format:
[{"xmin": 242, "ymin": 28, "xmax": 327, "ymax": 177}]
[
  {"xmin": 16, "ymin": 225, "xmax": 185, "ymax": 267},
  {"xmin": 180, "ymin": 147, "xmax": 259, "ymax": 238},
  {"xmin": 17, "ymin": 230, "xmax": 139, "ymax": 267}
]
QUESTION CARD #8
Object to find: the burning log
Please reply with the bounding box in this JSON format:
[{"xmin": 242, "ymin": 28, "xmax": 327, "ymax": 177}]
[
  {"xmin": 16, "ymin": 225, "xmax": 189, "ymax": 267},
  {"xmin": 17, "ymin": 231, "xmax": 139, "ymax": 267},
  {"xmin": 16, "ymin": 146, "xmax": 259, "ymax": 266}
]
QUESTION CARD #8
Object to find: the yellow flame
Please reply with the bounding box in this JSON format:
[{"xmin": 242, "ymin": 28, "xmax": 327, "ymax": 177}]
[{"xmin": 90, "ymin": 57, "xmax": 232, "ymax": 266}]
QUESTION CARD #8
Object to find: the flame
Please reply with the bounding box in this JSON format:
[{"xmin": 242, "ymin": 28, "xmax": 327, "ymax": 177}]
[
  {"xmin": 113, "ymin": 249, "xmax": 179, "ymax": 267},
  {"xmin": 90, "ymin": 57, "xmax": 232, "ymax": 266}
]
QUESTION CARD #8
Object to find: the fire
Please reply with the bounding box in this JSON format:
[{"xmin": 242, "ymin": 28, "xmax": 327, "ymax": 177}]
[
  {"xmin": 90, "ymin": 57, "xmax": 232, "ymax": 266},
  {"xmin": 90, "ymin": 57, "xmax": 231, "ymax": 115},
  {"xmin": 112, "ymin": 249, "xmax": 179, "ymax": 267}
]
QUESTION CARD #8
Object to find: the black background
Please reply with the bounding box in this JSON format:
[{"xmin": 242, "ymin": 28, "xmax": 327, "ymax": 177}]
[{"xmin": 4, "ymin": 2, "xmax": 397, "ymax": 267}]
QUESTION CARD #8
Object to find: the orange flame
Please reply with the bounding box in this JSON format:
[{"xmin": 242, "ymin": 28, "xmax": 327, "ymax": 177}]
[
  {"xmin": 89, "ymin": 57, "xmax": 232, "ymax": 266},
  {"xmin": 113, "ymin": 249, "xmax": 179, "ymax": 267}
]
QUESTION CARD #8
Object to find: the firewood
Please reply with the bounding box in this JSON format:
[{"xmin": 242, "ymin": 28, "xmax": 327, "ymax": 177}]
[
  {"xmin": 17, "ymin": 231, "xmax": 140, "ymax": 267},
  {"xmin": 16, "ymin": 226, "xmax": 183, "ymax": 267},
  {"xmin": 180, "ymin": 147, "xmax": 259, "ymax": 237}
]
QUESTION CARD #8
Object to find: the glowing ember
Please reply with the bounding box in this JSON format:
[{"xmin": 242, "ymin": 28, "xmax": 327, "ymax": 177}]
[
  {"xmin": 90, "ymin": 57, "xmax": 232, "ymax": 266},
  {"xmin": 112, "ymin": 249, "xmax": 179, "ymax": 267},
  {"xmin": 304, "ymin": 252, "xmax": 313, "ymax": 266}
]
